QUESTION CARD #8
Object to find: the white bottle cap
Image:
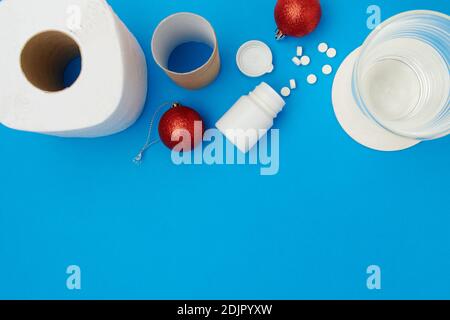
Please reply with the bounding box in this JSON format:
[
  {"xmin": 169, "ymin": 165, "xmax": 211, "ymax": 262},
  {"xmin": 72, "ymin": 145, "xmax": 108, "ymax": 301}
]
[{"xmin": 236, "ymin": 40, "xmax": 274, "ymax": 77}]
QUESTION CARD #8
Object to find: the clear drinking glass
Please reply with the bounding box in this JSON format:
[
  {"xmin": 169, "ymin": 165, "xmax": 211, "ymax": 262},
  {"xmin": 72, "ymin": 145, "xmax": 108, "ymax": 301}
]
[{"xmin": 353, "ymin": 10, "xmax": 450, "ymax": 140}]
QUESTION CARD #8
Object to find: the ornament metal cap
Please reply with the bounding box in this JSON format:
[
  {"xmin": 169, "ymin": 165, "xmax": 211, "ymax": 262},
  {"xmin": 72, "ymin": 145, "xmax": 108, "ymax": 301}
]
[{"xmin": 275, "ymin": 29, "xmax": 285, "ymax": 40}]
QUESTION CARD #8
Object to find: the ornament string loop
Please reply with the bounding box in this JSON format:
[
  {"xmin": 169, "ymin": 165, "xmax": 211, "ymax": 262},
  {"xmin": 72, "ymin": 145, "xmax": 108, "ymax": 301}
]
[{"xmin": 133, "ymin": 102, "xmax": 177, "ymax": 164}]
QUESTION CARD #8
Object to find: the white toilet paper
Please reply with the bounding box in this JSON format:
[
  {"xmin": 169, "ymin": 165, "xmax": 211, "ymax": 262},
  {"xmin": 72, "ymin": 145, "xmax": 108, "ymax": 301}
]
[{"xmin": 0, "ymin": 0, "xmax": 148, "ymax": 137}]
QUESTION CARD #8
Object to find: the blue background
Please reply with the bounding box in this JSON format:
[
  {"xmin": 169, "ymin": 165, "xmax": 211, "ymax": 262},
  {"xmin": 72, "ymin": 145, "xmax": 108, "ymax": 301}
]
[{"xmin": 0, "ymin": 0, "xmax": 449, "ymax": 300}]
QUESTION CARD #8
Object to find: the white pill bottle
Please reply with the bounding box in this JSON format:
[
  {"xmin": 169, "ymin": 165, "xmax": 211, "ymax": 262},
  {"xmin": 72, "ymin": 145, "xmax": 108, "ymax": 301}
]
[{"xmin": 216, "ymin": 82, "xmax": 286, "ymax": 153}]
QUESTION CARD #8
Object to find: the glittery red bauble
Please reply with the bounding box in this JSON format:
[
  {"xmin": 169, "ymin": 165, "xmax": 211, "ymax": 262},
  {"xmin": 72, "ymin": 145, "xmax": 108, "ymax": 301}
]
[
  {"xmin": 275, "ymin": 0, "xmax": 322, "ymax": 38},
  {"xmin": 158, "ymin": 104, "xmax": 205, "ymax": 151}
]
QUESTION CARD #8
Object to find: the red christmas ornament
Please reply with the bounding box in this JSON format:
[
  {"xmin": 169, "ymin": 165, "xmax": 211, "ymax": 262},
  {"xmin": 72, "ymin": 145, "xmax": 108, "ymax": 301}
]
[
  {"xmin": 158, "ymin": 103, "xmax": 205, "ymax": 151},
  {"xmin": 275, "ymin": 0, "xmax": 322, "ymax": 39}
]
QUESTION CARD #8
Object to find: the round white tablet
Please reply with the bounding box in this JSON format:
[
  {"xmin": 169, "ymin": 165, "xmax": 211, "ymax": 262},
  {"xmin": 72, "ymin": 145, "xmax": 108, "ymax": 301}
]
[
  {"xmin": 300, "ymin": 55, "xmax": 310, "ymax": 66},
  {"xmin": 318, "ymin": 42, "xmax": 328, "ymax": 53},
  {"xmin": 322, "ymin": 64, "xmax": 333, "ymax": 75},
  {"xmin": 281, "ymin": 87, "xmax": 291, "ymax": 97},
  {"xmin": 307, "ymin": 74, "xmax": 317, "ymax": 85},
  {"xmin": 326, "ymin": 48, "xmax": 337, "ymax": 58}
]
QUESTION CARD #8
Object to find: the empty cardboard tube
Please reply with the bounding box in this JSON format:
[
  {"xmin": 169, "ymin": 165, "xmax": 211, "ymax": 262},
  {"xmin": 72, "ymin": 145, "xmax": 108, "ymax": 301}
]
[{"xmin": 151, "ymin": 12, "xmax": 220, "ymax": 90}]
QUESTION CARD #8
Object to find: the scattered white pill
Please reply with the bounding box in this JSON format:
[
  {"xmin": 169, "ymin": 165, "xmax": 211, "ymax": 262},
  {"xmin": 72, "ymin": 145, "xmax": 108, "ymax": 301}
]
[
  {"xmin": 292, "ymin": 56, "xmax": 301, "ymax": 66},
  {"xmin": 318, "ymin": 42, "xmax": 328, "ymax": 53},
  {"xmin": 296, "ymin": 46, "xmax": 303, "ymax": 57},
  {"xmin": 281, "ymin": 87, "xmax": 291, "ymax": 97},
  {"xmin": 307, "ymin": 74, "xmax": 317, "ymax": 85},
  {"xmin": 300, "ymin": 55, "xmax": 310, "ymax": 66},
  {"xmin": 290, "ymin": 79, "xmax": 297, "ymax": 89},
  {"xmin": 322, "ymin": 64, "xmax": 333, "ymax": 75},
  {"xmin": 326, "ymin": 48, "xmax": 337, "ymax": 58}
]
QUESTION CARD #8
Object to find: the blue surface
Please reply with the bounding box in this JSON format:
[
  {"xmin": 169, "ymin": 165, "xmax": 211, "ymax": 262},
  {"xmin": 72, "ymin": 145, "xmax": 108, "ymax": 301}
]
[
  {"xmin": 168, "ymin": 42, "xmax": 214, "ymax": 73},
  {"xmin": 63, "ymin": 57, "xmax": 82, "ymax": 88},
  {"xmin": 0, "ymin": 0, "xmax": 449, "ymax": 300}
]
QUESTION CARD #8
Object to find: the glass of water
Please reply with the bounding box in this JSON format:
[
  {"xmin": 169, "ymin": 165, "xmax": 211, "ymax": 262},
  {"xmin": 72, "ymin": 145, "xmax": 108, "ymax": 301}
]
[{"xmin": 353, "ymin": 10, "xmax": 450, "ymax": 140}]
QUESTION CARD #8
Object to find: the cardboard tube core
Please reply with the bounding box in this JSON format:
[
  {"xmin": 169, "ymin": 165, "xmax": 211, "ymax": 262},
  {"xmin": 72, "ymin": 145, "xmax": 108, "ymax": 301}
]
[
  {"xmin": 20, "ymin": 30, "xmax": 81, "ymax": 92},
  {"xmin": 152, "ymin": 12, "xmax": 220, "ymax": 90}
]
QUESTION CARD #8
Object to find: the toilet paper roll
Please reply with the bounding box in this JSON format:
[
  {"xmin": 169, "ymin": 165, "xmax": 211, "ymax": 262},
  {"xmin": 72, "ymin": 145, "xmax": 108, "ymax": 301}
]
[
  {"xmin": 0, "ymin": 0, "xmax": 148, "ymax": 137},
  {"xmin": 151, "ymin": 12, "xmax": 220, "ymax": 90}
]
